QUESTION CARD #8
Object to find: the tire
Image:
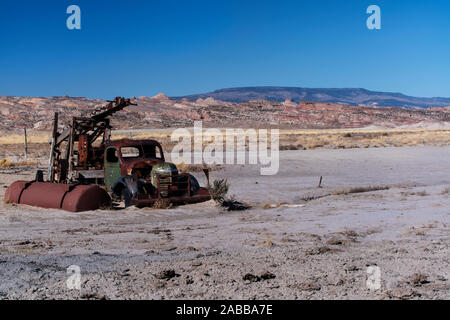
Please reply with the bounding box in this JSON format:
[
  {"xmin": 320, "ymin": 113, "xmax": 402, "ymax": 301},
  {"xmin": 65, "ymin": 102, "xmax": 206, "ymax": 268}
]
[
  {"xmin": 112, "ymin": 176, "xmax": 138, "ymax": 208},
  {"xmin": 189, "ymin": 174, "xmax": 200, "ymax": 194},
  {"xmin": 121, "ymin": 187, "xmax": 132, "ymax": 207}
]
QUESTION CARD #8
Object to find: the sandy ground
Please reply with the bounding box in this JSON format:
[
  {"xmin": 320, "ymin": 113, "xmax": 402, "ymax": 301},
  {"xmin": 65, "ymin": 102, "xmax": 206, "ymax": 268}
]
[{"xmin": 0, "ymin": 146, "xmax": 449, "ymax": 300}]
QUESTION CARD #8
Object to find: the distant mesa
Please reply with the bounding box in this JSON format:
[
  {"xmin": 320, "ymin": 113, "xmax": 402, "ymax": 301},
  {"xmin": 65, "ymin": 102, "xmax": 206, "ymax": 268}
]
[{"xmin": 174, "ymin": 86, "xmax": 450, "ymax": 109}]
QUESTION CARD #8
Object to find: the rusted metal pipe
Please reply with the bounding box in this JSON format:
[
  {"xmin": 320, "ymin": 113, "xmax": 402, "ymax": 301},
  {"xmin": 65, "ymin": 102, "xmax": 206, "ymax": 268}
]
[{"xmin": 4, "ymin": 181, "xmax": 111, "ymax": 212}]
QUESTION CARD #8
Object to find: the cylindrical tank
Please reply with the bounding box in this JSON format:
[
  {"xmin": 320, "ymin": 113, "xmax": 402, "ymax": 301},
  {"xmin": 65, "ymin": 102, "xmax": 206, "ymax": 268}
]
[{"xmin": 4, "ymin": 181, "xmax": 111, "ymax": 212}]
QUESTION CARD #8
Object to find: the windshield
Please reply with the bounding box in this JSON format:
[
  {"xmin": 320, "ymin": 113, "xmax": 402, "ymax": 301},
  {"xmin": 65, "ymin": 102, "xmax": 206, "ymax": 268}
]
[
  {"xmin": 120, "ymin": 146, "xmax": 141, "ymax": 159},
  {"xmin": 120, "ymin": 145, "xmax": 163, "ymax": 160}
]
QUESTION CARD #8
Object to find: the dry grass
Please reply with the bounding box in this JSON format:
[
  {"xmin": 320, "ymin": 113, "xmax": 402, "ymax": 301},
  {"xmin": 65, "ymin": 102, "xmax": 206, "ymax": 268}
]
[
  {"xmin": 0, "ymin": 130, "xmax": 50, "ymax": 144},
  {"xmin": 288, "ymin": 128, "xmax": 450, "ymax": 150},
  {"xmin": 0, "ymin": 129, "xmax": 174, "ymax": 145},
  {"xmin": 176, "ymin": 163, "xmax": 207, "ymax": 173},
  {"xmin": 414, "ymin": 229, "xmax": 427, "ymax": 236},
  {"xmin": 0, "ymin": 158, "xmax": 11, "ymax": 167},
  {"xmin": 401, "ymin": 191, "xmax": 429, "ymax": 197},
  {"xmin": 3, "ymin": 195, "xmax": 12, "ymax": 204},
  {"xmin": 262, "ymin": 202, "xmax": 287, "ymax": 209},
  {"xmin": 2, "ymin": 128, "xmax": 450, "ymax": 161},
  {"xmin": 262, "ymin": 238, "xmax": 274, "ymax": 247},
  {"xmin": 332, "ymin": 185, "xmax": 390, "ymax": 196},
  {"xmin": 176, "ymin": 163, "xmax": 222, "ymax": 173},
  {"xmin": 152, "ymin": 198, "xmax": 172, "ymax": 209},
  {"xmin": 0, "ymin": 158, "xmax": 36, "ymax": 168},
  {"xmin": 297, "ymin": 185, "xmax": 389, "ymax": 203},
  {"xmin": 409, "ymin": 273, "xmax": 430, "ymax": 287}
]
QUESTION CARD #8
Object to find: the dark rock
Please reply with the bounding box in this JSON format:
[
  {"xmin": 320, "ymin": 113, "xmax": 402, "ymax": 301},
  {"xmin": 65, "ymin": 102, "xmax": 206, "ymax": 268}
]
[
  {"xmin": 243, "ymin": 273, "xmax": 261, "ymax": 282},
  {"xmin": 155, "ymin": 269, "xmax": 179, "ymax": 280},
  {"xmin": 260, "ymin": 272, "xmax": 276, "ymax": 280}
]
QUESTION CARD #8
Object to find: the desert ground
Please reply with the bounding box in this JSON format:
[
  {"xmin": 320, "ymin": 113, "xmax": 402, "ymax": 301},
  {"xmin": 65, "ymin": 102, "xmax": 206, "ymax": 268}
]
[{"xmin": 0, "ymin": 145, "xmax": 449, "ymax": 300}]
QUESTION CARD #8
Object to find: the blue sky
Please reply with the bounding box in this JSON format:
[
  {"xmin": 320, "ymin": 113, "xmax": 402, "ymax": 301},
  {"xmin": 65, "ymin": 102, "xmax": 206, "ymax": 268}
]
[{"xmin": 1, "ymin": 0, "xmax": 450, "ymax": 99}]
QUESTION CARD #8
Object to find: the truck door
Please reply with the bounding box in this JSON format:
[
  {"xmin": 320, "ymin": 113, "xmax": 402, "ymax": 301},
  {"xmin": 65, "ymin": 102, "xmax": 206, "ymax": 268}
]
[{"xmin": 104, "ymin": 146, "xmax": 122, "ymax": 191}]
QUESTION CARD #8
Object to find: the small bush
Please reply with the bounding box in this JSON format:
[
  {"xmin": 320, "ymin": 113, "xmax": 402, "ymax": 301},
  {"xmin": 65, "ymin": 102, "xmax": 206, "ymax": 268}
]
[
  {"xmin": 153, "ymin": 198, "xmax": 172, "ymax": 209},
  {"xmin": 208, "ymin": 179, "xmax": 250, "ymax": 211},
  {"xmin": 0, "ymin": 158, "xmax": 11, "ymax": 167},
  {"xmin": 208, "ymin": 179, "xmax": 229, "ymax": 203}
]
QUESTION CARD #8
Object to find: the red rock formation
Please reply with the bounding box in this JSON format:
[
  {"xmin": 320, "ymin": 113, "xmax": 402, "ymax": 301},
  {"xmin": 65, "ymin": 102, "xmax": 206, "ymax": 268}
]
[{"xmin": 0, "ymin": 95, "xmax": 450, "ymax": 131}]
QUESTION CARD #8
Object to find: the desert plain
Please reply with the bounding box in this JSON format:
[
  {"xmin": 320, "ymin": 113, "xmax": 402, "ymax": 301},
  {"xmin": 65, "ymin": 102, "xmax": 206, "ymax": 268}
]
[{"xmin": 0, "ymin": 142, "xmax": 449, "ymax": 299}]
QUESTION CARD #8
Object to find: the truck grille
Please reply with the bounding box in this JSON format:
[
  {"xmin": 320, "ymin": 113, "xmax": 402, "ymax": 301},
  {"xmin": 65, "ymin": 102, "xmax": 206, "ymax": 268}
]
[{"xmin": 158, "ymin": 173, "xmax": 173, "ymax": 197}]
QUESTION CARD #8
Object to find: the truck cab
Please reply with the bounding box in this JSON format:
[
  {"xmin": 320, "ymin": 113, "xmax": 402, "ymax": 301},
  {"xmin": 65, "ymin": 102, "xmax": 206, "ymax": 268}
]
[{"xmin": 104, "ymin": 139, "xmax": 165, "ymax": 191}]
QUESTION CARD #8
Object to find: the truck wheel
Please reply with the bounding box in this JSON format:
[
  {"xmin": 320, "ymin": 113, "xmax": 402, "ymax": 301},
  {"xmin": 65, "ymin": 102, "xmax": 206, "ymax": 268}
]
[
  {"xmin": 121, "ymin": 188, "xmax": 132, "ymax": 207},
  {"xmin": 189, "ymin": 174, "xmax": 200, "ymax": 194}
]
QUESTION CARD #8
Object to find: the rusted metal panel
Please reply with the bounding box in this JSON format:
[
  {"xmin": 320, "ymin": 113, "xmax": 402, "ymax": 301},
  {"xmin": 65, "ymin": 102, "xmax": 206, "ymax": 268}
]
[
  {"xmin": 76, "ymin": 170, "xmax": 104, "ymax": 179},
  {"xmin": 131, "ymin": 187, "xmax": 211, "ymax": 207},
  {"xmin": 78, "ymin": 134, "xmax": 89, "ymax": 167},
  {"xmin": 104, "ymin": 146, "xmax": 122, "ymax": 191}
]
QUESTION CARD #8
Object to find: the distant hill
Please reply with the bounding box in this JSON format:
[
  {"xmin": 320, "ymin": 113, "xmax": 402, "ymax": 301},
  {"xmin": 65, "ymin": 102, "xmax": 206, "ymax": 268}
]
[
  {"xmin": 1, "ymin": 94, "xmax": 450, "ymax": 131},
  {"xmin": 176, "ymin": 87, "xmax": 450, "ymax": 108}
]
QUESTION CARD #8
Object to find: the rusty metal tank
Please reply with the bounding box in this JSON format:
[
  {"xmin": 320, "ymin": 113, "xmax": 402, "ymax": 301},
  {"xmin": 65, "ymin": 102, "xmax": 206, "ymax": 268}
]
[{"xmin": 3, "ymin": 181, "xmax": 111, "ymax": 212}]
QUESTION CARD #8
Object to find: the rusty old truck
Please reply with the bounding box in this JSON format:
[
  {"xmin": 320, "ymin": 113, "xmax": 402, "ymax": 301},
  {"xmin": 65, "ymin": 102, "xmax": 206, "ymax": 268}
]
[{"xmin": 4, "ymin": 97, "xmax": 211, "ymax": 212}]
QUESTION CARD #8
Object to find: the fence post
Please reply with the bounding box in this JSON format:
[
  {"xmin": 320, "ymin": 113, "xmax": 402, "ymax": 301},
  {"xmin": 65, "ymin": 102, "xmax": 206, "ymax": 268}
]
[{"xmin": 24, "ymin": 128, "xmax": 28, "ymax": 161}]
